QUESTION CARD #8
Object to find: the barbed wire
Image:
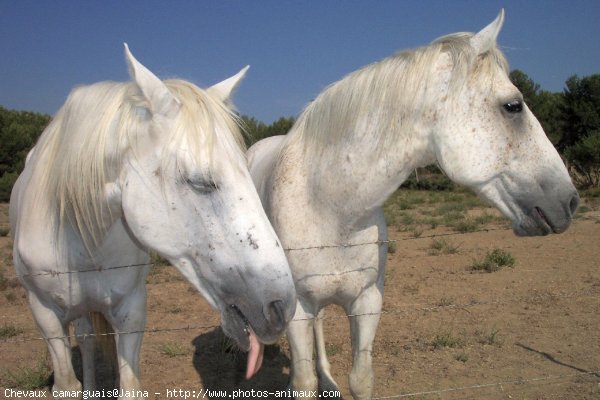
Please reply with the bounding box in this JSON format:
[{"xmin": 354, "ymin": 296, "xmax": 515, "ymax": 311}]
[
  {"xmin": 1, "ymin": 223, "xmax": 596, "ymax": 344},
  {"xmin": 11, "ymin": 226, "xmax": 509, "ymax": 280},
  {"xmin": 372, "ymin": 369, "xmax": 600, "ymax": 399},
  {"xmin": 1, "ymin": 288, "xmax": 597, "ymax": 344},
  {"xmin": 1, "ymin": 278, "xmax": 597, "ymax": 398},
  {"xmin": 0, "ymin": 322, "xmax": 223, "ymax": 344},
  {"xmin": 3, "ymin": 224, "xmax": 598, "ymax": 397},
  {"xmin": 2, "ymin": 311, "xmax": 598, "ymax": 398},
  {"xmin": 14, "ymin": 262, "xmax": 153, "ymax": 279},
  {"xmin": 284, "ymin": 227, "xmax": 508, "ymax": 251}
]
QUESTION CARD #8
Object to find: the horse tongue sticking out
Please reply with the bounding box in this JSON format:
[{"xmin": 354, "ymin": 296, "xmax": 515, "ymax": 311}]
[{"xmin": 246, "ymin": 326, "xmax": 265, "ymax": 379}]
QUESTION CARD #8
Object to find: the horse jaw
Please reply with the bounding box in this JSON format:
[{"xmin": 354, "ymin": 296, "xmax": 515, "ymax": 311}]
[{"xmin": 476, "ymin": 174, "xmax": 578, "ymax": 237}]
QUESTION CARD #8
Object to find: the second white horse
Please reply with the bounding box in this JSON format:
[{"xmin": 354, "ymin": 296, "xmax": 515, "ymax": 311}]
[{"xmin": 248, "ymin": 10, "xmax": 578, "ymax": 399}]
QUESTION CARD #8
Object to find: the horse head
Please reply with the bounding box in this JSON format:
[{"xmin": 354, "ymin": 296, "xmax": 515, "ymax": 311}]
[
  {"xmin": 119, "ymin": 46, "xmax": 296, "ymax": 376},
  {"xmin": 432, "ymin": 11, "xmax": 579, "ymax": 236}
]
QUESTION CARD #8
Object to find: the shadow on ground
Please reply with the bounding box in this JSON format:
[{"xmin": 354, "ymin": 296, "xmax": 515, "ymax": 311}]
[{"xmin": 192, "ymin": 327, "xmax": 291, "ymax": 397}]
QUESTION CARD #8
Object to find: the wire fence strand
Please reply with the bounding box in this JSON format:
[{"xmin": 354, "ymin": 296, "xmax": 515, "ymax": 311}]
[
  {"xmin": 15, "ymin": 262, "xmax": 153, "ymax": 279},
  {"xmin": 372, "ymin": 370, "xmax": 600, "ymax": 399},
  {"xmin": 0, "ymin": 323, "xmax": 223, "ymax": 344},
  {"xmin": 3, "ymin": 221, "xmax": 598, "ymax": 400},
  {"xmin": 1, "ymin": 288, "xmax": 597, "ymax": 344},
  {"xmin": 3, "ymin": 224, "xmax": 599, "ymax": 398},
  {"xmin": 284, "ymin": 227, "xmax": 507, "ymax": 251},
  {"xmin": 12, "ymin": 226, "xmax": 509, "ymax": 280},
  {"xmin": 1, "ymin": 218, "xmax": 597, "ymax": 344}
]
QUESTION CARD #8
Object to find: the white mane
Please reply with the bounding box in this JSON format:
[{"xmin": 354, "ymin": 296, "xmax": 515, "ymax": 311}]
[
  {"xmin": 30, "ymin": 79, "xmax": 245, "ymax": 256},
  {"xmin": 289, "ymin": 32, "xmax": 508, "ymax": 158}
]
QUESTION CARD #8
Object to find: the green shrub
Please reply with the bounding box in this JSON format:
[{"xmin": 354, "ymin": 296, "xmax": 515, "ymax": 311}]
[
  {"xmin": 477, "ymin": 328, "xmax": 503, "ymax": 346},
  {"xmin": 429, "ymin": 238, "xmax": 459, "ymax": 255},
  {"xmin": 0, "ymin": 324, "xmax": 24, "ymax": 339},
  {"xmin": 432, "ymin": 331, "xmax": 463, "ymax": 349},
  {"xmin": 3, "ymin": 355, "xmax": 51, "ymax": 390},
  {"xmin": 471, "ymin": 248, "xmax": 515, "ymax": 272},
  {"xmin": 157, "ymin": 341, "xmax": 189, "ymax": 357},
  {"xmin": 402, "ymin": 166, "xmax": 455, "ymax": 191},
  {"xmin": 450, "ymin": 218, "xmax": 480, "ymax": 233},
  {"xmin": 387, "ymin": 241, "xmax": 397, "ymax": 254},
  {"xmin": 435, "ymin": 202, "xmax": 467, "ymax": 215}
]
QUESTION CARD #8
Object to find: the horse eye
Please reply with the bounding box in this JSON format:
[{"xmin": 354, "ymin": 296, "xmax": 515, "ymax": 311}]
[
  {"xmin": 503, "ymin": 100, "xmax": 523, "ymax": 114},
  {"xmin": 186, "ymin": 177, "xmax": 217, "ymax": 194}
]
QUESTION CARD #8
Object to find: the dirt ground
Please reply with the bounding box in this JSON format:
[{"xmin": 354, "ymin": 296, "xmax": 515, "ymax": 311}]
[{"xmin": 0, "ymin": 200, "xmax": 599, "ymax": 399}]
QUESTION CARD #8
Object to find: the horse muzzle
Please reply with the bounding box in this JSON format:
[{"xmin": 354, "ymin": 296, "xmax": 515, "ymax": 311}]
[
  {"xmin": 220, "ymin": 289, "xmax": 296, "ymax": 349},
  {"xmin": 513, "ymin": 190, "xmax": 579, "ymax": 236}
]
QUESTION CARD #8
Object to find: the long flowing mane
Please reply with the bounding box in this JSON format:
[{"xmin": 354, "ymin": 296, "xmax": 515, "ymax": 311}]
[
  {"xmin": 289, "ymin": 32, "xmax": 508, "ymax": 158},
  {"xmin": 28, "ymin": 79, "xmax": 245, "ymax": 257}
]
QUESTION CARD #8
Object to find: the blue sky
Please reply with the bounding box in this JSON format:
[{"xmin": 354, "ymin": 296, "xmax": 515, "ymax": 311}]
[{"xmin": 1, "ymin": 1, "xmax": 598, "ymax": 123}]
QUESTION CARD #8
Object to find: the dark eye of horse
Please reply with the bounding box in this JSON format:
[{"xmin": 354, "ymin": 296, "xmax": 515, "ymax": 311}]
[
  {"xmin": 503, "ymin": 100, "xmax": 523, "ymax": 114},
  {"xmin": 186, "ymin": 177, "xmax": 217, "ymax": 194}
]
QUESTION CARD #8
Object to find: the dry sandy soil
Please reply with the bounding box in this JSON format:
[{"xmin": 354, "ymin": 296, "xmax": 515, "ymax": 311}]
[{"xmin": 0, "ymin": 198, "xmax": 599, "ymax": 399}]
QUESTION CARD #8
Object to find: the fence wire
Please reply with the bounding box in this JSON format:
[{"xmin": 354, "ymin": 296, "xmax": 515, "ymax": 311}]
[
  {"xmin": 2, "ymin": 225, "xmax": 599, "ymax": 398},
  {"xmin": 12, "ymin": 226, "xmax": 509, "ymax": 280},
  {"xmin": 1, "ymin": 225, "xmax": 598, "ymax": 344},
  {"xmin": 1, "ymin": 288, "xmax": 597, "ymax": 344},
  {"xmin": 372, "ymin": 370, "xmax": 600, "ymax": 399}
]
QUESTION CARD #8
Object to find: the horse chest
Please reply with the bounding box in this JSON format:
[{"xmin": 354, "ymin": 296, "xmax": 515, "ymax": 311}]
[
  {"xmin": 24, "ymin": 267, "xmax": 145, "ymax": 318},
  {"xmin": 271, "ymin": 189, "xmax": 386, "ymax": 305},
  {"xmin": 288, "ymin": 243, "xmax": 382, "ymax": 305}
]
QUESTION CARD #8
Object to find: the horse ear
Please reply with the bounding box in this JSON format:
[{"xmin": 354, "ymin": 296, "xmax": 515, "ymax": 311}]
[
  {"xmin": 207, "ymin": 65, "xmax": 250, "ymax": 104},
  {"xmin": 470, "ymin": 9, "xmax": 505, "ymax": 55},
  {"xmin": 123, "ymin": 43, "xmax": 180, "ymax": 117}
]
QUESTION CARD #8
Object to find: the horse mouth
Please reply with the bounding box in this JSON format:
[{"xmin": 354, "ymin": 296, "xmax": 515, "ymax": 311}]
[
  {"xmin": 533, "ymin": 207, "xmax": 553, "ymax": 234},
  {"xmin": 533, "ymin": 206, "xmax": 572, "ymax": 234},
  {"xmin": 230, "ymin": 304, "xmax": 252, "ymax": 342},
  {"xmin": 227, "ymin": 305, "xmax": 264, "ymax": 379}
]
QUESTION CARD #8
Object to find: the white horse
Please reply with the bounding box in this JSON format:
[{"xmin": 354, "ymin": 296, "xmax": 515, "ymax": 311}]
[
  {"xmin": 10, "ymin": 45, "xmax": 296, "ymax": 399},
  {"xmin": 248, "ymin": 10, "xmax": 579, "ymax": 399}
]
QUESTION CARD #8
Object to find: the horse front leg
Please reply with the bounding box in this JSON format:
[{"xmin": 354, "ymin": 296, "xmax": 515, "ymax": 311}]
[
  {"xmin": 314, "ymin": 309, "xmax": 341, "ymax": 397},
  {"xmin": 28, "ymin": 292, "xmax": 82, "ymax": 400},
  {"xmin": 109, "ymin": 283, "xmax": 147, "ymax": 400},
  {"xmin": 345, "ymin": 283, "xmax": 383, "ymax": 400},
  {"xmin": 287, "ymin": 300, "xmax": 318, "ymax": 399}
]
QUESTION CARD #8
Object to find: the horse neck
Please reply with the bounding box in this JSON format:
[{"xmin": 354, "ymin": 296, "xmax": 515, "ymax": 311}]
[
  {"xmin": 280, "ymin": 52, "xmax": 458, "ymax": 228},
  {"xmin": 289, "ymin": 113, "xmax": 437, "ymax": 227}
]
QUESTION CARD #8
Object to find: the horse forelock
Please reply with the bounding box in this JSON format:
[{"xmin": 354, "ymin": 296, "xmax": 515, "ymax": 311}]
[
  {"xmin": 31, "ymin": 79, "xmax": 245, "ymax": 258},
  {"xmin": 288, "ymin": 32, "xmax": 509, "ymax": 164},
  {"xmin": 162, "ymin": 80, "xmax": 247, "ymax": 181}
]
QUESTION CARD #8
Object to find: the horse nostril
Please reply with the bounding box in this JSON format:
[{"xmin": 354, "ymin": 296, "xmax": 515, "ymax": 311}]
[
  {"xmin": 266, "ymin": 300, "xmax": 286, "ymax": 332},
  {"xmin": 568, "ymin": 192, "xmax": 580, "ymax": 216}
]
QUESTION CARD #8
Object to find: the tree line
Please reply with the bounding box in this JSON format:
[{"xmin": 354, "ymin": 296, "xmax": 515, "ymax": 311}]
[
  {"xmin": 0, "ymin": 107, "xmax": 51, "ymax": 201},
  {"xmin": 1, "ymin": 71, "xmax": 599, "ymax": 201}
]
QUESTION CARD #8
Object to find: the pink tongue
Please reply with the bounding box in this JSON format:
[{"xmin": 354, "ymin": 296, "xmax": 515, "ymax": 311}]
[{"xmin": 245, "ymin": 326, "xmax": 264, "ymax": 380}]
